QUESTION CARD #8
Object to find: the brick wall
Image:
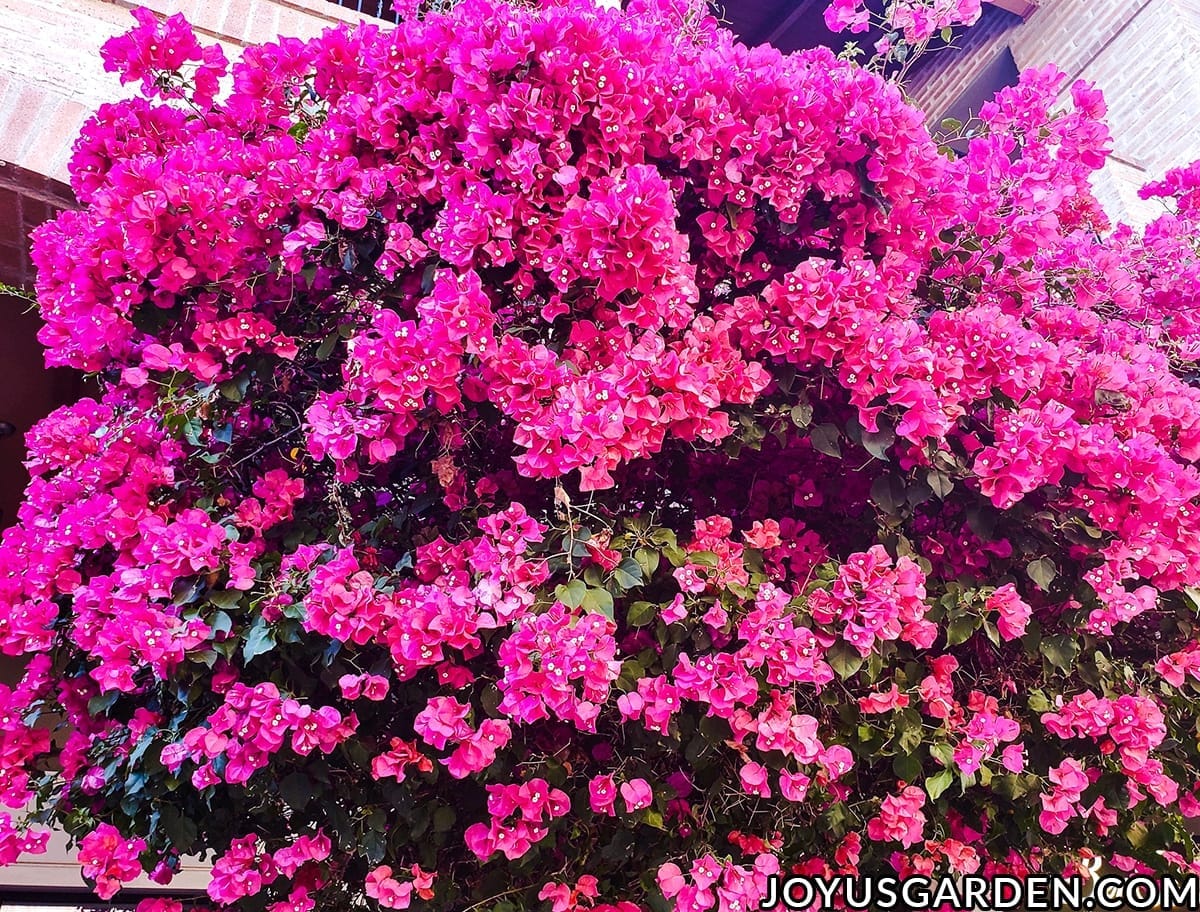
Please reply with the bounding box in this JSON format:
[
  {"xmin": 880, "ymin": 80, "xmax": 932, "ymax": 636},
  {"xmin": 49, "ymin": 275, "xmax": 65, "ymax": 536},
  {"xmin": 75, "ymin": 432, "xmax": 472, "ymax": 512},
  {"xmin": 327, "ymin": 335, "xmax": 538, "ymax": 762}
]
[
  {"xmin": 0, "ymin": 0, "xmax": 367, "ymax": 186},
  {"xmin": 909, "ymin": 0, "xmax": 1200, "ymax": 225}
]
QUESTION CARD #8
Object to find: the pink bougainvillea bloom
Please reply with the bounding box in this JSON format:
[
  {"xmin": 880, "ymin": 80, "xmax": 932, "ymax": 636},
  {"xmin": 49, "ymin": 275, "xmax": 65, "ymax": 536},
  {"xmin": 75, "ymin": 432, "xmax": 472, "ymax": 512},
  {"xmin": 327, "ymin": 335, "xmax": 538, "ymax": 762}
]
[
  {"xmin": 656, "ymin": 862, "xmax": 687, "ymax": 899},
  {"xmin": 1001, "ymin": 744, "xmax": 1027, "ymax": 773},
  {"xmin": 986, "ymin": 584, "xmax": 1033, "ymax": 641},
  {"xmin": 78, "ymin": 824, "xmax": 146, "ymax": 900},
  {"xmin": 867, "ymin": 786, "xmax": 927, "ymax": 848},
  {"xmin": 365, "ymin": 866, "xmax": 413, "ymax": 910},
  {"xmin": 588, "ymin": 774, "xmax": 618, "ymax": 816},
  {"xmin": 8, "ymin": 0, "xmax": 1200, "ymax": 906},
  {"xmin": 857, "ymin": 684, "xmax": 910, "ymax": 714},
  {"xmin": 739, "ymin": 762, "xmax": 771, "ymax": 798},
  {"xmin": 619, "ymin": 779, "xmax": 654, "ymax": 813}
]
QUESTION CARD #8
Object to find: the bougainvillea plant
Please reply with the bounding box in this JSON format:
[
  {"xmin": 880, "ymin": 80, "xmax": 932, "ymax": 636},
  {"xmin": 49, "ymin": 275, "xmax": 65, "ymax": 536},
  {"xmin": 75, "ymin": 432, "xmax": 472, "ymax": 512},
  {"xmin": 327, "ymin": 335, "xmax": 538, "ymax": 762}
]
[{"xmin": 5, "ymin": 0, "xmax": 1200, "ymax": 908}]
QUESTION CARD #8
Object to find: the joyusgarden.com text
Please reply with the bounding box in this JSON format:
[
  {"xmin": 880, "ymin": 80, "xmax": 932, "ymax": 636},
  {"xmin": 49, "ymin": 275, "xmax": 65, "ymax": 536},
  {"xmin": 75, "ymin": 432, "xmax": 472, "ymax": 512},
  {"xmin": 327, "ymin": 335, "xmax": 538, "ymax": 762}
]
[{"xmin": 759, "ymin": 874, "xmax": 1200, "ymax": 910}]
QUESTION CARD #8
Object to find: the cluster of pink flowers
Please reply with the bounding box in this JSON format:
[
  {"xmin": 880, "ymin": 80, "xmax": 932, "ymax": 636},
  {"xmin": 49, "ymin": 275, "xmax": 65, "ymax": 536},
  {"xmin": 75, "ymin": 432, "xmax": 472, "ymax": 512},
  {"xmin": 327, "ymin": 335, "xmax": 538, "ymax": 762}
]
[
  {"xmin": 78, "ymin": 824, "xmax": 146, "ymax": 900},
  {"xmin": 498, "ymin": 602, "xmax": 622, "ymax": 730},
  {"xmin": 4, "ymin": 0, "xmax": 1200, "ymax": 907},
  {"xmin": 1042, "ymin": 692, "xmax": 1170, "ymax": 790},
  {"xmin": 1038, "ymin": 759, "xmax": 1101, "ymax": 836},
  {"xmin": 208, "ymin": 835, "xmax": 277, "ymax": 904},
  {"xmin": 171, "ymin": 683, "xmax": 358, "ymax": 785},
  {"xmin": 808, "ymin": 546, "xmax": 936, "ymax": 655},
  {"xmin": 297, "ymin": 505, "xmax": 550, "ymax": 681},
  {"xmin": 824, "ymin": 0, "xmax": 982, "ymax": 44},
  {"xmin": 413, "ymin": 697, "xmax": 512, "ymax": 778},
  {"xmin": 1156, "ymin": 642, "xmax": 1200, "ymax": 687},
  {"xmin": 656, "ymin": 854, "xmax": 779, "ymax": 912},
  {"xmin": 0, "ymin": 814, "xmax": 49, "ymax": 867},
  {"xmin": 463, "ymin": 779, "xmax": 570, "ymax": 862},
  {"xmin": 365, "ymin": 864, "xmax": 434, "ymax": 910},
  {"xmin": 867, "ymin": 786, "xmax": 928, "ymax": 849},
  {"xmin": 953, "ymin": 697, "xmax": 1023, "ymax": 776}
]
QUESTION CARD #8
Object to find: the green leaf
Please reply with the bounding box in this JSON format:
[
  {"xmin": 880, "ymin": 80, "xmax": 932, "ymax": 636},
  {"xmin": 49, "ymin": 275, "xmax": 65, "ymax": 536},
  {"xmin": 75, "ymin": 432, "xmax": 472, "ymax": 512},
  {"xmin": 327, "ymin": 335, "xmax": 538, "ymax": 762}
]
[
  {"xmin": 634, "ymin": 547, "xmax": 660, "ymax": 579},
  {"xmin": 218, "ymin": 376, "xmax": 248, "ymax": 402},
  {"xmin": 790, "ymin": 401, "xmax": 814, "ymax": 428},
  {"xmin": 555, "ymin": 579, "xmax": 587, "ymax": 609},
  {"xmin": 642, "ymin": 808, "xmax": 666, "ymax": 830},
  {"xmin": 895, "ymin": 707, "xmax": 923, "ymax": 753},
  {"xmin": 661, "ymin": 543, "xmax": 687, "ymax": 566},
  {"xmin": 898, "ymin": 725, "xmax": 923, "ymax": 755},
  {"xmin": 1026, "ymin": 689, "xmax": 1051, "ymax": 712},
  {"xmin": 893, "ymin": 751, "xmax": 922, "ymax": 783},
  {"xmin": 1040, "ymin": 634, "xmax": 1079, "ymax": 673},
  {"xmin": 626, "ymin": 601, "xmax": 659, "ymax": 627},
  {"xmin": 1026, "ymin": 558, "xmax": 1057, "ymax": 591},
  {"xmin": 624, "ymin": 516, "xmax": 650, "ymax": 533},
  {"xmin": 363, "ymin": 829, "xmax": 386, "ymax": 864},
  {"xmin": 926, "ymin": 469, "xmax": 953, "ymax": 499},
  {"xmin": 209, "ymin": 610, "xmax": 233, "ymax": 637},
  {"xmin": 928, "ymin": 742, "xmax": 955, "ymax": 767},
  {"xmin": 1183, "ymin": 586, "xmax": 1200, "ymax": 612},
  {"xmin": 1126, "ymin": 820, "xmax": 1149, "ymax": 849},
  {"xmin": 862, "ymin": 425, "xmax": 896, "ymax": 459},
  {"xmin": 581, "ymin": 587, "xmax": 614, "ymax": 620},
  {"xmin": 945, "ymin": 614, "xmax": 980, "ymax": 647},
  {"xmin": 821, "ymin": 801, "xmax": 850, "ymax": 838},
  {"xmin": 616, "ymin": 658, "xmax": 646, "ymax": 693},
  {"xmin": 242, "ymin": 617, "xmax": 276, "ymax": 662},
  {"xmin": 648, "ymin": 528, "xmax": 677, "ymax": 548},
  {"xmin": 991, "ymin": 773, "xmax": 1028, "ymax": 799},
  {"xmin": 827, "ymin": 641, "xmax": 864, "ymax": 679},
  {"xmin": 433, "ymin": 806, "xmax": 456, "ymax": 833},
  {"xmin": 940, "ymin": 25, "xmax": 954, "ymax": 42},
  {"xmin": 926, "ymin": 770, "xmax": 953, "ymax": 801},
  {"xmin": 870, "ymin": 475, "xmax": 905, "ymax": 515},
  {"xmin": 480, "ymin": 684, "xmax": 502, "ymax": 717},
  {"xmin": 88, "ymin": 692, "xmax": 119, "ymax": 715},
  {"xmin": 982, "ymin": 619, "xmax": 1001, "ymax": 645},
  {"xmin": 905, "ymin": 477, "xmax": 933, "ymax": 508},
  {"xmin": 315, "ymin": 332, "xmax": 339, "ymax": 361},
  {"xmin": 279, "ymin": 772, "xmax": 314, "ymax": 810},
  {"xmin": 613, "ymin": 558, "xmax": 644, "ymax": 591},
  {"xmin": 160, "ymin": 806, "xmax": 198, "ymax": 851},
  {"xmin": 182, "ymin": 418, "xmax": 203, "ymax": 447},
  {"xmin": 810, "ymin": 423, "xmax": 842, "ymax": 458},
  {"xmin": 208, "ymin": 589, "xmax": 242, "ymax": 610}
]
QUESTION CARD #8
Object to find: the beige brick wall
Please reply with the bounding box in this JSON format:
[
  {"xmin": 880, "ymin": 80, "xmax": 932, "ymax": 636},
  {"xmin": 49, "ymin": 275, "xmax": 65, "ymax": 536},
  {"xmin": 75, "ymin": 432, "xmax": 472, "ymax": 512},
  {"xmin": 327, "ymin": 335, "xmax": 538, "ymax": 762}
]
[
  {"xmin": 910, "ymin": 0, "xmax": 1200, "ymax": 225},
  {"xmin": 0, "ymin": 0, "xmax": 367, "ymax": 185}
]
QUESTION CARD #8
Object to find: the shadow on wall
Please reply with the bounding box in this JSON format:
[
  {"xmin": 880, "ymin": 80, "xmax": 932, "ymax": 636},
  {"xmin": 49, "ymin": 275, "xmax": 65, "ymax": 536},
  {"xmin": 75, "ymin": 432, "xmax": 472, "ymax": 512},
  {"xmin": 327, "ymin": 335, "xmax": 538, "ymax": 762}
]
[{"xmin": 0, "ymin": 163, "xmax": 86, "ymax": 530}]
